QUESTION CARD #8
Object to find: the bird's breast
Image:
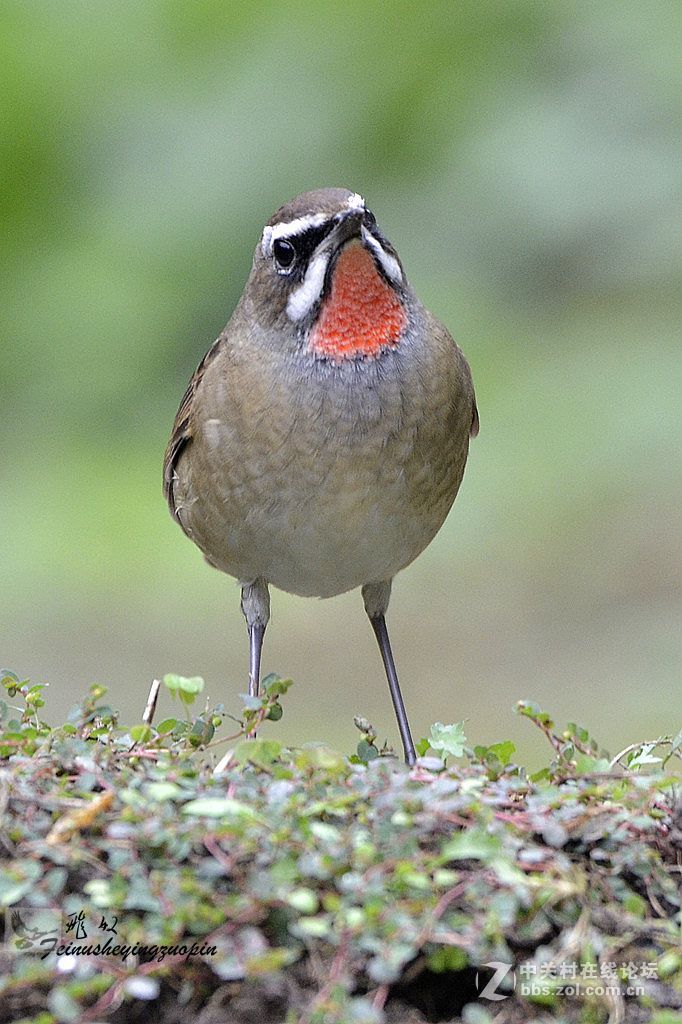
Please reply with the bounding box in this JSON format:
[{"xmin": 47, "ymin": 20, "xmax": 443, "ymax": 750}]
[{"xmin": 174, "ymin": 313, "xmax": 471, "ymax": 597}]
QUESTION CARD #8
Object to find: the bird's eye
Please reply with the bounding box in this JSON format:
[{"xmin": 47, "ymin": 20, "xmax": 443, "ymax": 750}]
[
  {"xmin": 364, "ymin": 209, "xmax": 377, "ymax": 229},
  {"xmin": 273, "ymin": 238, "xmax": 296, "ymax": 270}
]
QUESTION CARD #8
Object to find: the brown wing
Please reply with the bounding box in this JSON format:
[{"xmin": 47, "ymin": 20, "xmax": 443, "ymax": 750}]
[
  {"xmin": 470, "ymin": 397, "xmax": 480, "ymax": 438},
  {"xmin": 163, "ymin": 338, "xmax": 222, "ymax": 526}
]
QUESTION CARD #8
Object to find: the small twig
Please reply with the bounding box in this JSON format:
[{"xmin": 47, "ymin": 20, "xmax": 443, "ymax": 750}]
[
  {"xmin": 142, "ymin": 679, "xmax": 161, "ymax": 726},
  {"xmin": 203, "ymin": 833, "xmax": 235, "ymax": 871},
  {"xmin": 371, "ymin": 984, "xmax": 389, "ymax": 1011},
  {"xmin": 602, "ymin": 958, "xmax": 625, "ymax": 1024},
  {"xmin": 521, "ymin": 711, "xmax": 565, "ymax": 756},
  {"xmin": 609, "ymin": 738, "xmax": 666, "ymax": 769},
  {"xmin": 298, "ymin": 930, "xmax": 351, "ymax": 1024},
  {"xmin": 415, "ymin": 881, "xmax": 468, "ymax": 948},
  {"xmin": 644, "ymin": 877, "xmax": 669, "ymax": 919},
  {"xmin": 117, "ymin": 749, "xmax": 162, "ymax": 761}
]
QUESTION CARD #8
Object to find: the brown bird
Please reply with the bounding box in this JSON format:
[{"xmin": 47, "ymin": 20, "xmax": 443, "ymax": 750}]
[{"xmin": 164, "ymin": 189, "xmax": 478, "ymax": 764}]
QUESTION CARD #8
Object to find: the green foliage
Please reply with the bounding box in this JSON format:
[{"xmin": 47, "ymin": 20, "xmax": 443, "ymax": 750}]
[
  {"xmin": 0, "ymin": 671, "xmax": 52, "ymax": 757},
  {"xmin": 0, "ymin": 676, "xmax": 681, "ymax": 1022},
  {"xmin": 351, "ymin": 716, "xmax": 381, "ymax": 764},
  {"xmin": 428, "ymin": 721, "xmax": 468, "ymax": 759},
  {"xmin": 163, "ymin": 672, "xmax": 205, "ymax": 707}
]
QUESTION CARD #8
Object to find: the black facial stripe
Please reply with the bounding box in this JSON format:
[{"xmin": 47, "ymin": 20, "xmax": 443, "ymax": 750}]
[{"xmin": 279, "ymin": 221, "xmax": 335, "ymax": 281}]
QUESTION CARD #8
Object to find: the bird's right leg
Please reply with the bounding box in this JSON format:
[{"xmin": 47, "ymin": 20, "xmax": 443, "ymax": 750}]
[
  {"xmin": 240, "ymin": 580, "xmax": 271, "ymax": 738},
  {"xmin": 362, "ymin": 580, "xmax": 417, "ymax": 766}
]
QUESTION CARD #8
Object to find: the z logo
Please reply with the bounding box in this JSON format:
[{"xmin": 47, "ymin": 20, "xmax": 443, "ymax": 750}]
[{"xmin": 475, "ymin": 961, "xmax": 516, "ymax": 1001}]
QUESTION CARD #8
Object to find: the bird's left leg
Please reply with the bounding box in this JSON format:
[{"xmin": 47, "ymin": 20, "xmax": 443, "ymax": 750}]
[{"xmin": 362, "ymin": 580, "xmax": 417, "ymax": 766}]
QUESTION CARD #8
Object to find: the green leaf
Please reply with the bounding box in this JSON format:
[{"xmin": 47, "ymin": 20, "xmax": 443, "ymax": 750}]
[
  {"xmin": 146, "ymin": 781, "xmax": 183, "ymax": 801},
  {"xmin": 234, "ymin": 738, "xmax": 282, "ymax": 766},
  {"xmin": 657, "ymin": 952, "xmax": 682, "ymax": 979},
  {"xmin": 181, "ymin": 797, "xmax": 257, "ymax": 819},
  {"xmin": 292, "ymin": 915, "xmax": 331, "ymax": 938},
  {"xmin": 429, "ymin": 721, "xmax": 467, "ymax": 758},
  {"xmin": 245, "ymin": 947, "xmax": 298, "ymax": 975},
  {"xmin": 129, "ymin": 724, "xmax": 153, "ymax": 744},
  {"xmin": 487, "ymin": 740, "xmax": 516, "ymax": 766},
  {"xmin": 566, "ymin": 721, "xmax": 590, "ymax": 744},
  {"xmin": 163, "ymin": 674, "xmax": 205, "ymax": 697},
  {"xmin": 239, "ymin": 693, "xmax": 263, "ymax": 711},
  {"xmin": 189, "ymin": 717, "xmax": 215, "ymax": 745},
  {"xmin": 83, "ymin": 878, "xmax": 113, "ymax": 907},
  {"xmin": 48, "ymin": 987, "xmax": 82, "ymax": 1023},
  {"xmin": 516, "ymin": 700, "xmax": 553, "ymax": 726},
  {"xmin": 356, "ymin": 739, "xmax": 379, "ymax": 763},
  {"xmin": 622, "ymin": 891, "xmax": 647, "ymax": 917},
  {"xmin": 627, "ymin": 743, "xmax": 662, "ymax": 769},
  {"xmin": 0, "ymin": 862, "xmax": 42, "ymax": 906},
  {"xmin": 179, "ymin": 688, "xmax": 201, "ymax": 707},
  {"xmin": 573, "ymin": 752, "xmax": 612, "ymax": 773},
  {"xmin": 442, "ymin": 828, "xmax": 502, "ymax": 863},
  {"xmin": 156, "ymin": 718, "xmax": 178, "ymax": 733},
  {"xmin": 285, "ymin": 888, "xmax": 319, "ymax": 914},
  {"xmin": 263, "ymin": 674, "xmax": 293, "ymax": 696},
  {"xmin": 428, "ymin": 945, "xmax": 468, "ymax": 972},
  {"xmin": 295, "ymin": 744, "xmax": 346, "ymax": 772},
  {"xmin": 309, "ymin": 821, "xmax": 341, "ymax": 843}
]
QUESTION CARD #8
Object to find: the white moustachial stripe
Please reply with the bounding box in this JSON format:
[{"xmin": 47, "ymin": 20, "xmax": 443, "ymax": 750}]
[
  {"xmin": 360, "ymin": 226, "xmax": 403, "ymax": 285},
  {"xmin": 286, "ymin": 249, "xmax": 332, "ymax": 321}
]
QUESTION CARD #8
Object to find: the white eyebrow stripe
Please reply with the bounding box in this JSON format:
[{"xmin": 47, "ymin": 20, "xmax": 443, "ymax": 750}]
[
  {"xmin": 286, "ymin": 249, "xmax": 332, "ymax": 321},
  {"xmin": 261, "ymin": 213, "xmax": 330, "ymax": 255},
  {"xmin": 360, "ymin": 225, "xmax": 402, "ymax": 285},
  {"xmin": 347, "ymin": 192, "xmax": 365, "ymax": 211}
]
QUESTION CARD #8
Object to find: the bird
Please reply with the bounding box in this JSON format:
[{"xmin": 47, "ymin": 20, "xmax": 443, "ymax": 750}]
[{"xmin": 163, "ymin": 188, "xmax": 478, "ymax": 765}]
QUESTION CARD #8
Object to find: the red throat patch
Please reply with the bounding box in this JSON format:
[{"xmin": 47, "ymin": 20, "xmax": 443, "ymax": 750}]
[{"xmin": 309, "ymin": 240, "xmax": 406, "ymax": 362}]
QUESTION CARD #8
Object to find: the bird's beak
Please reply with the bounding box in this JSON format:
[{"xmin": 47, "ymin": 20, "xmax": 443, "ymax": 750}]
[
  {"xmin": 328, "ymin": 209, "xmax": 365, "ymax": 251},
  {"xmin": 326, "ymin": 209, "xmax": 404, "ymax": 289}
]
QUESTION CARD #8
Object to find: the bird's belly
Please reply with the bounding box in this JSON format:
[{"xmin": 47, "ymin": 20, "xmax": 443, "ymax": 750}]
[
  {"xmin": 178, "ymin": 418, "xmax": 464, "ymax": 598},
  {"xmin": 233, "ymin": 466, "xmax": 443, "ymax": 597}
]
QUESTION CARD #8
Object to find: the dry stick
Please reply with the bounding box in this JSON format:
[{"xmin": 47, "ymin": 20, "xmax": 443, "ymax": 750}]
[
  {"xmin": 213, "ymin": 748, "xmax": 236, "ymax": 774},
  {"xmin": 142, "ymin": 679, "xmax": 161, "ymax": 726}
]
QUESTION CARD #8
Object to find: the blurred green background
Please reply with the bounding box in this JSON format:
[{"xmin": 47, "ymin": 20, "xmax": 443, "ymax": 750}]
[{"xmin": 2, "ymin": 0, "xmax": 680, "ymax": 763}]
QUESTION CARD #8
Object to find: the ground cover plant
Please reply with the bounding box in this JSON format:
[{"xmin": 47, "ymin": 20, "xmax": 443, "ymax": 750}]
[{"xmin": 0, "ymin": 670, "xmax": 680, "ymax": 1024}]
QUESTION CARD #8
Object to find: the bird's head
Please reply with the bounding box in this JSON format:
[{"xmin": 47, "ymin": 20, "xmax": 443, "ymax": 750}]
[{"xmin": 244, "ymin": 188, "xmax": 409, "ymax": 364}]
